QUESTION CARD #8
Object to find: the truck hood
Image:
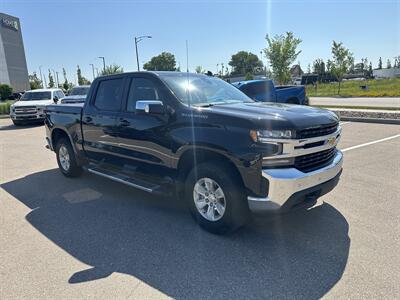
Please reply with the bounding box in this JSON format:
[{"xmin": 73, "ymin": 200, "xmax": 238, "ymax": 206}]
[
  {"xmin": 205, "ymin": 102, "xmax": 339, "ymax": 129},
  {"xmin": 12, "ymin": 99, "xmax": 54, "ymax": 108}
]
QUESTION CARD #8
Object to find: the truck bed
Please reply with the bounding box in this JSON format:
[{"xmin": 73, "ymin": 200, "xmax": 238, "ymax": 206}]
[{"xmin": 46, "ymin": 103, "xmax": 84, "ymax": 115}]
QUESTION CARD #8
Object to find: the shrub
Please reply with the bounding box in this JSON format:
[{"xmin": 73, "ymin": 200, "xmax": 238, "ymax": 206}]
[
  {"xmin": 0, "ymin": 84, "xmax": 13, "ymax": 100},
  {"xmin": 0, "ymin": 101, "xmax": 12, "ymax": 114}
]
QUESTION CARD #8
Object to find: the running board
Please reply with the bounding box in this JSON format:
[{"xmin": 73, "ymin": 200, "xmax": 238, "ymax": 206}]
[{"xmin": 87, "ymin": 167, "xmax": 160, "ymax": 193}]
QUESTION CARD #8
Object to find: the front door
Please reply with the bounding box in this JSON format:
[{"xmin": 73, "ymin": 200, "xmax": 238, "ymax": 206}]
[{"xmin": 113, "ymin": 75, "xmax": 173, "ymax": 170}]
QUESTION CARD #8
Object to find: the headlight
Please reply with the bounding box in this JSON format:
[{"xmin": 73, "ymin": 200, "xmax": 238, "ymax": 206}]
[{"xmin": 250, "ymin": 129, "xmax": 292, "ymax": 142}]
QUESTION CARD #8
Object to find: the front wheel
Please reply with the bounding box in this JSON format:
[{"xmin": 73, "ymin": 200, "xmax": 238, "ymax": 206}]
[
  {"xmin": 185, "ymin": 162, "xmax": 250, "ymax": 234},
  {"xmin": 55, "ymin": 138, "xmax": 82, "ymax": 177}
]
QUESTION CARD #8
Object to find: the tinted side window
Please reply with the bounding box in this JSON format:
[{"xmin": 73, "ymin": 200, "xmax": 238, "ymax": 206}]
[
  {"xmin": 58, "ymin": 91, "xmax": 65, "ymax": 98},
  {"xmin": 247, "ymin": 82, "xmax": 268, "ymax": 97},
  {"xmin": 126, "ymin": 78, "xmax": 160, "ymax": 112},
  {"xmin": 94, "ymin": 78, "xmax": 124, "ymax": 111}
]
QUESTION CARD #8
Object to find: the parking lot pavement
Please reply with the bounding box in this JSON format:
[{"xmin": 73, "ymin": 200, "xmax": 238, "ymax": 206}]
[{"xmin": 0, "ymin": 118, "xmax": 399, "ymax": 299}]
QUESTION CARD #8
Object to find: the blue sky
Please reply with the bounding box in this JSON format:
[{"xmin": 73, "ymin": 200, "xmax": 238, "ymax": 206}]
[{"xmin": 1, "ymin": 0, "xmax": 399, "ymax": 83}]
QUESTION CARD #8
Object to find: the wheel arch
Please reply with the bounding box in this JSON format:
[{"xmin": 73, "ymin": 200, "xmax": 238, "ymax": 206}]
[
  {"xmin": 51, "ymin": 128, "xmax": 78, "ymax": 155},
  {"xmin": 177, "ymin": 148, "xmax": 244, "ymax": 187}
]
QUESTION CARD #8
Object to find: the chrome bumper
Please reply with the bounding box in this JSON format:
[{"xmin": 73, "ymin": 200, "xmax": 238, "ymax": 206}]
[{"xmin": 248, "ymin": 150, "xmax": 343, "ymax": 213}]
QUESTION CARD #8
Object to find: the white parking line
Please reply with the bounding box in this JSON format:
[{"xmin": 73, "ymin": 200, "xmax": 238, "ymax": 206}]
[
  {"xmin": 342, "ymin": 134, "xmax": 400, "ymax": 152},
  {"xmin": 340, "ymin": 121, "xmax": 351, "ymax": 125}
]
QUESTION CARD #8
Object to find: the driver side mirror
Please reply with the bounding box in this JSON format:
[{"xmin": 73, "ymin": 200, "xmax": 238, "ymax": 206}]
[
  {"xmin": 136, "ymin": 100, "xmax": 165, "ymax": 114},
  {"xmin": 53, "ymin": 95, "xmax": 59, "ymax": 103}
]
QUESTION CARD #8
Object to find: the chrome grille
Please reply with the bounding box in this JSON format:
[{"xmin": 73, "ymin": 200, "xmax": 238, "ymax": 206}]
[
  {"xmin": 297, "ymin": 123, "xmax": 338, "ymax": 139},
  {"xmin": 294, "ymin": 147, "xmax": 337, "ymax": 172},
  {"xmin": 15, "ymin": 106, "xmax": 38, "ymax": 115}
]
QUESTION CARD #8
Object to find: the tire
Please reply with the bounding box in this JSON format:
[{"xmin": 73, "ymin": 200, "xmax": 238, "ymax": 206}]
[
  {"xmin": 55, "ymin": 138, "xmax": 82, "ymax": 177},
  {"xmin": 185, "ymin": 162, "xmax": 250, "ymax": 234}
]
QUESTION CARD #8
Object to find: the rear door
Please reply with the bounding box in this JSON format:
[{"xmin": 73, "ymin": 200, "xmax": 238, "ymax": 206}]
[
  {"xmin": 113, "ymin": 75, "xmax": 173, "ymax": 169},
  {"xmin": 82, "ymin": 76, "xmax": 127, "ymax": 163}
]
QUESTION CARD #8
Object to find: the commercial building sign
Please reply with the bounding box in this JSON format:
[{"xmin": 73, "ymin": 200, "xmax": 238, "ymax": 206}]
[{"xmin": 2, "ymin": 18, "xmax": 19, "ymax": 31}]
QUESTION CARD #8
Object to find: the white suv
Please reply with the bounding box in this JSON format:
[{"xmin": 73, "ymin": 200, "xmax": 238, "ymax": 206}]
[{"xmin": 10, "ymin": 88, "xmax": 65, "ymax": 125}]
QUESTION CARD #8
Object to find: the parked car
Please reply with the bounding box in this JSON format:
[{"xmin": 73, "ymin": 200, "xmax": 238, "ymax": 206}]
[
  {"xmin": 232, "ymin": 79, "xmax": 306, "ymax": 104},
  {"xmin": 10, "ymin": 88, "xmax": 65, "ymax": 125},
  {"xmin": 45, "ymin": 72, "xmax": 343, "ymax": 234},
  {"xmin": 8, "ymin": 92, "xmax": 23, "ymax": 100},
  {"xmin": 61, "ymin": 85, "xmax": 90, "ymax": 104}
]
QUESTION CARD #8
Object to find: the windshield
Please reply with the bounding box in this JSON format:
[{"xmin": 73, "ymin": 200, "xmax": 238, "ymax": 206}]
[
  {"xmin": 70, "ymin": 87, "xmax": 90, "ymax": 96},
  {"xmin": 159, "ymin": 73, "xmax": 252, "ymax": 106},
  {"xmin": 21, "ymin": 91, "xmax": 52, "ymax": 101}
]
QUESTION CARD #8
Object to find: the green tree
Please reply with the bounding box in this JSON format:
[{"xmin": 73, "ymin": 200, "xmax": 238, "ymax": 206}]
[
  {"xmin": 228, "ymin": 51, "xmax": 263, "ymax": 76},
  {"xmin": 100, "ymin": 64, "xmax": 124, "ymax": 75},
  {"xmin": 28, "ymin": 72, "xmax": 43, "ymax": 89},
  {"xmin": 386, "ymin": 59, "xmax": 392, "ymax": 69},
  {"xmin": 368, "ymin": 62, "xmax": 373, "ymax": 78},
  {"xmin": 143, "ymin": 52, "xmax": 177, "ymax": 71},
  {"xmin": 326, "ymin": 59, "xmax": 333, "ymax": 74},
  {"xmin": 378, "ymin": 57, "xmax": 382, "ymax": 69},
  {"xmin": 48, "ymin": 70, "xmax": 55, "ymax": 88},
  {"xmin": 195, "ymin": 66, "xmax": 204, "ymax": 73},
  {"xmin": 0, "ymin": 83, "xmax": 13, "ymax": 100},
  {"xmin": 77, "ymin": 65, "xmax": 91, "ymax": 85},
  {"xmin": 313, "ymin": 59, "xmax": 326, "ymax": 75},
  {"xmin": 62, "ymin": 68, "xmax": 68, "ymax": 90},
  {"xmin": 330, "ymin": 41, "xmax": 353, "ymax": 94},
  {"xmin": 307, "ymin": 64, "xmax": 311, "ymax": 74},
  {"xmin": 263, "ymin": 32, "xmax": 302, "ymax": 84}
]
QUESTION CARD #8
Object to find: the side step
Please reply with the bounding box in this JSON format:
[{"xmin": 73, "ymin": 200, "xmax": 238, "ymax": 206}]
[{"xmin": 87, "ymin": 166, "xmax": 160, "ymax": 193}]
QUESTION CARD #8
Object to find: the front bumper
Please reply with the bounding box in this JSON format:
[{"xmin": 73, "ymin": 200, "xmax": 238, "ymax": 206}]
[
  {"xmin": 248, "ymin": 150, "xmax": 343, "ymax": 213},
  {"xmin": 10, "ymin": 113, "xmax": 46, "ymax": 121}
]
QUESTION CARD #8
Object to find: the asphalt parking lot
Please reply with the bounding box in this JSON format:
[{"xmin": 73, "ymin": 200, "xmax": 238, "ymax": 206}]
[{"xmin": 0, "ymin": 118, "xmax": 399, "ymax": 299}]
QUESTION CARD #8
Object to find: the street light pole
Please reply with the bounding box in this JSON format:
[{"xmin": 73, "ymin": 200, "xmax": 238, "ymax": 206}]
[
  {"xmin": 56, "ymin": 71, "xmax": 60, "ymax": 88},
  {"xmin": 134, "ymin": 35, "xmax": 152, "ymax": 71},
  {"xmin": 98, "ymin": 56, "xmax": 106, "ymax": 73},
  {"xmin": 90, "ymin": 64, "xmax": 95, "ymax": 80},
  {"xmin": 39, "ymin": 65, "xmax": 44, "ymax": 88}
]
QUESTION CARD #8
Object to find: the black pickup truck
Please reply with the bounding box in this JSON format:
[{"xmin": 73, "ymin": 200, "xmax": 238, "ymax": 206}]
[{"xmin": 45, "ymin": 71, "xmax": 343, "ymax": 234}]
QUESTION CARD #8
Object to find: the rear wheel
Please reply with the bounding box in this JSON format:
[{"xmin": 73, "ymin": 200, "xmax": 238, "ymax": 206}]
[
  {"xmin": 55, "ymin": 138, "xmax": 82, "ymax": 177},
  {"xmin": 185, "ymin": 162, "xmax": 249, "ymax": 234}
]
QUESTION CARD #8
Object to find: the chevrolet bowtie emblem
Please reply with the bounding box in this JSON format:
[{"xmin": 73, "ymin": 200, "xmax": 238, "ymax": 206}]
[{"xmin": 327, "ymin": 137, "xmax": 336, "ymax": 146}]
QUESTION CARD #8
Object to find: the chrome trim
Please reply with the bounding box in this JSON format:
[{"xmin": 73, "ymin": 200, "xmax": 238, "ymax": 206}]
[
  {"xmin": 87, "ymin": 168, "xmax": 154, "ymax": 193},
  {"xmin": 263, "ymin": 127, "xmax": 341, "ymax": 160},
  {"xmin": 136, "ymin": 100, "xmax": 163, "ymax": 113},
  {"xmin": 248, "ymin": 150, "xmax": 343, "ymax": 212}
]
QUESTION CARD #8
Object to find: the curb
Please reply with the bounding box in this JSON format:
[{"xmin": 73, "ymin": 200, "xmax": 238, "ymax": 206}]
[
  {"xmin": 340, "ymin": 116, "xmax": 400, "ymax": 125},
  {"xmin": 0, "ymin": 115, "xmax": 10, "ymax": 119}
]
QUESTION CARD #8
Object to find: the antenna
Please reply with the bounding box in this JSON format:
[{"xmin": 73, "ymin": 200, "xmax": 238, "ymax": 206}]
[
  {"xmin": 186, "ymin": 40, "xmax": 191, "ymax": 108},
  {"xmin": 186, "ymin": 40, "xmax": 190, "ymax": 73}
]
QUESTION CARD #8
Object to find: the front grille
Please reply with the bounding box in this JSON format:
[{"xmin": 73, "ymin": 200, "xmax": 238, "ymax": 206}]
[
  {"xmin": 15, "ymin": 106, "xmax": 38, "ymax": 115},
  {"xmin": 295, "ymin": 147, "xmax": 336, "ymax": 172},
  {"xmin": 297, "ymin": 123, "xmax": 338, "ymax": 139}
]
